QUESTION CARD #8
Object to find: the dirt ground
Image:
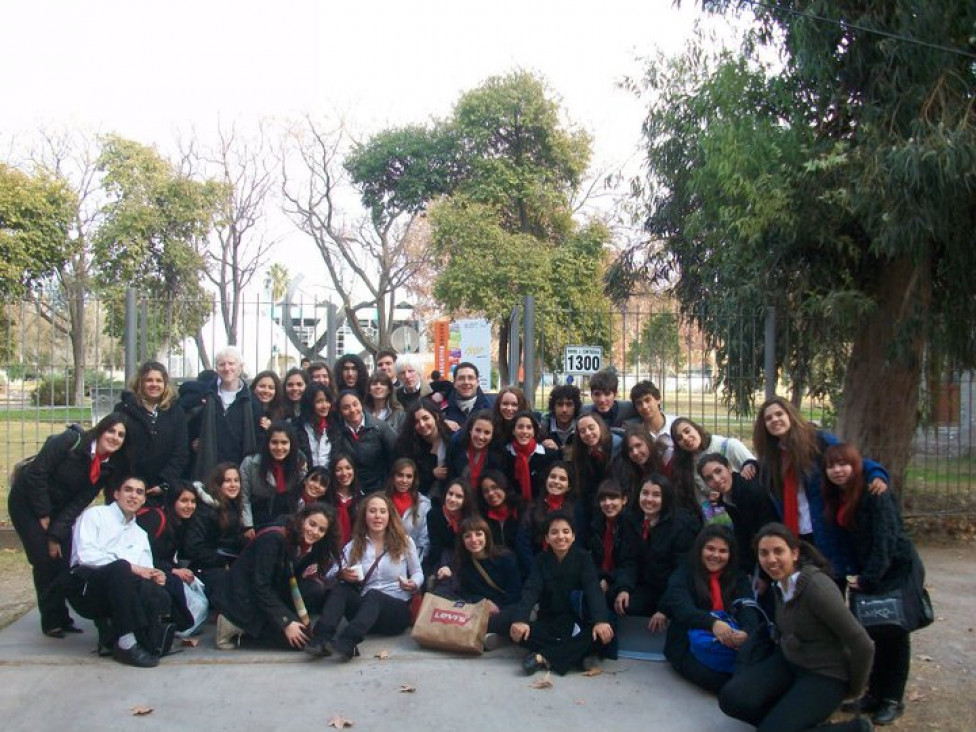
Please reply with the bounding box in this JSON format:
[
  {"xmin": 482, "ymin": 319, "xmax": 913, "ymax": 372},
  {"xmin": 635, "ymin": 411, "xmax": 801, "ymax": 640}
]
[{"xmin": 1, "ymin": 539, "xmax": 973, "ymax": 729}]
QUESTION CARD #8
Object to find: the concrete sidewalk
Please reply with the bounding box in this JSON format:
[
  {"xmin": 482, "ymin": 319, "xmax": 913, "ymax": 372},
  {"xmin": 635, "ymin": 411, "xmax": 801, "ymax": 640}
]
[{"xmin": 0, "ymin": 609, "xmax": 750, "ymax": 732}]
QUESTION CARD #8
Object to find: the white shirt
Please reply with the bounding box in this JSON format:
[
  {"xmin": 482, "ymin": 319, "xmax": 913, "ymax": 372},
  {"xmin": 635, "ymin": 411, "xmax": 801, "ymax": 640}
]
[
  {"xmin": 71, "ymin": 502, "xmax": 153, "ymax": 569},
  {"xmin": 342, "ymin": 537, "xmax": 423, "ymax": 602}
]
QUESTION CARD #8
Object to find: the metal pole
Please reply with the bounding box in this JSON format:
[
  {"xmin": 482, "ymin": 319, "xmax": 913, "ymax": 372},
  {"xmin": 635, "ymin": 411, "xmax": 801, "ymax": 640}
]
[
  {"xmin": 326, "ymin": 302, "xmax": 338, "ymax": 364},
  {"xmin": 139, "ymin": 300, "xmax": 148, "ymax": 363},
  {"xmin": 764, "ymin": 306, "xmax": 776, "ymax": 400},
  {"xmin": 507, "ymin": 305, "xmax": 520, "ymax": 389},
  {"xmin": 124, "ymin": 288, "xmax": 137, "ymax": 383},
  {"xmin": 523, "ymin": 296, "xmax": 535, "ymax": 408}
]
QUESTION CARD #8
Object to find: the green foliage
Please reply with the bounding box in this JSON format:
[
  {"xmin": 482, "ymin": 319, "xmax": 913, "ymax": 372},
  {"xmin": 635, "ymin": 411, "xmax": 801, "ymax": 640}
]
[
  {"xmin": 93, "ymin": 135, "xmax": 225, "ymax": 352},
  {"xmin": 626, "ymin": 312, "xmax": 684, "ymax": 376},
  {"xmin": 31, "ymin": 369, "xmax": 113, "ymax": 406},
  {"xmin": 0, "ymin": 164, "xmax": 75, "ymax": 298}
]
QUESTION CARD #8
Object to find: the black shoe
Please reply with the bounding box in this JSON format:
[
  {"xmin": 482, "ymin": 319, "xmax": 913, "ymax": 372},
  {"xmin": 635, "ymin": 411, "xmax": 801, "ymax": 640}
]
[
  {"xmin": 43, "ymin": 628, "xmax": 66, "ymax": 639},
  {"xmin": 153, "ymin": 623, "xmax": 176, "ymax": 658},
  {"xmin": 328, "ymin": 639, "xmax": 355, "ymax": 662},
  {"xmin": 872, "ymin": 699, "xmax": 904, "ymax": 726},
  {"xmin": 63, "ymin": 620, "xmax": 84, "ymax": 634},
  {"xmin": 303, "ymin": 636, "xmax": 333, "ymax": 658},
  {"xmin": 113, "ymin": 643, "xmax": 159, "ymax": 668},
  {"xmin": 842, "ymin": 695, "xmax": 880, "ymax": 714},
  {"xmin": 522, "ymin": 652, "xmax": 548, "ymax": 675}
]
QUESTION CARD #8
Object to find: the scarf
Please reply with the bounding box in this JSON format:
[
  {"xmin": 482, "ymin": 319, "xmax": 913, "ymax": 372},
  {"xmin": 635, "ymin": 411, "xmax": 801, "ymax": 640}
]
[
  {"xmin": 544, "ymin": 492, "xmax": 565, "ymax": 512},
  {"xmin": 456, "ymin": 394, "xmax": 477, "ymax": 416},
  {"xmin": 316, "ymin": 416, "xmax": 328, "ymax": 435},
  {"xmin": 836, "ymin": 493, "xmax": 853, "ymax": 529},
  {"xmin": 392, "ymin": 490, "xmax": 414, "ymax": 518},
  {"xmin": 782, "ymin": 453, "xmax": 799, "ymax": 535},
  {"xmin": 89, "ymin": 452, "xmax": 108, "ymax": 485},
  {"xmin": 466, "ymin": 446, "xmax": 487, "ymax": 490},
  {"xmin": 271, "ymin": 461, "xmax": 287, "ymax": 494},
  {"xmin": 589, "ymin": 446, "xmax": 606, "ymax": 463},
  {"xmin": 443, "ymin": 505, "xmax": 461, "ymax": 534},
  {"xmin": 512, "ymin": 439, "xmax": 538, "ymax": 502},
  {"xmin": 336, "ymin": 494, "xmax": 354, "ymax": 545},
  {"xmin": 708, "ymin": 570, "xmax": 724, "ymax": 611},
  {"xmin": 601, "ymin": 518, "xmax": 616, "ymax": 574},
  {"xmin": 487, "ymin": 504, "xmax": 510, "ymax": 524},
  {"xmin": 642, "ymin": 516, "xmax": 659, "ymax": 541}
]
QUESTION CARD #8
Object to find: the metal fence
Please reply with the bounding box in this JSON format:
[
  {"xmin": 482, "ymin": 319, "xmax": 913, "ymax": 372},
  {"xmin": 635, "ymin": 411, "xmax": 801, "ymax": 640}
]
[{"xmin": 1, "ymin": 296, "xmax": 972, "ymax": 518}]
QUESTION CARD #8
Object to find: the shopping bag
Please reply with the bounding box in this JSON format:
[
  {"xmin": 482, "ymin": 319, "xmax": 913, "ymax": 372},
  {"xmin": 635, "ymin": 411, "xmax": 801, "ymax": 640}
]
[{"xmin": 410, "ymin": 594, "xmax": 489, "ymax": 655}]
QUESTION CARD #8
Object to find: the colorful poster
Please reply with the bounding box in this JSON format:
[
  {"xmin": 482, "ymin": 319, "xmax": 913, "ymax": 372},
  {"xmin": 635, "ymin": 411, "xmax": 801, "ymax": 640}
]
[
  {"xmin": 455, "ymin": 318, "xmax": 492, "ymax": 391},
  {"xmin": 432, "ymin": 319, "xmax": 451, "ymax": 377}
]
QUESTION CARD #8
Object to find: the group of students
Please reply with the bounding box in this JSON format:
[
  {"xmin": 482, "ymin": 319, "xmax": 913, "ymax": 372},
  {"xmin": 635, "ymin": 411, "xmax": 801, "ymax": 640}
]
[{"xmin": 8, "ymin": 351, "xmax": 924, "ymax": 730}]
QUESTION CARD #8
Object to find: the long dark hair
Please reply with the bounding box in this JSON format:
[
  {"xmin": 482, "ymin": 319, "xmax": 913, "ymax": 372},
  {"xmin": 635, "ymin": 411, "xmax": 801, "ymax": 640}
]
[
  {"xmin": 328, "ymin": 451, "xmax": 360, "ymax": 499},
  {"xmin": 88, "ymin": 412, "xmax": 134, "ymax": 498},
  {"xmin": 334, "ymin": 353, "xmax": 369, "ymax": 400},
  {"xmin": 613, "ymin": 424, "xmax": 664, "ymax": 501},
  {"xmin": 669, "ymin": 417, "xmax": 711, "ymax": 505},
  {"xmin": 385, "ymin": 457, "xmax": 423, "ymax": 522},
  {"xmin": 259, "ymin": 421, "xmax": 303, "ymax": 483},
  {"xmin": 395, "ymin": 399, "xmax": 452, "ymax": 459},
  {"xmin": 754, "ymin": 522, "xmax": 832, "ymax": 574},
  {"xmin": 456, "ymin": 515, "xmax": 505, "ymax": 569},
  {"xmin": 572, "ymin": 413, "xmax": 613, "ymax": 498},
  {"xmin": 250, "ymin": 370, "xmax": 285, "ymax": 420},
  {"xmin": 753, "ymin": 396, "xmax": 821, "ymax": 501},
  {"xmin": 690, "ymin": 525, "xmax": 740, "ymax": 608},
  {"xmin": 300, "ymin": 382, "xmax": 336, "ymax": 433},
  {"xmin": 206, "ymin": 462, "xmax": 244, "ymax": 533},
  {"xmin": 476, "ymin": 469, "xmax": 522, "ymax": 515},
  {"xmin": 285, "ymin": 502, "xmax": 341, "ymax": 573}
]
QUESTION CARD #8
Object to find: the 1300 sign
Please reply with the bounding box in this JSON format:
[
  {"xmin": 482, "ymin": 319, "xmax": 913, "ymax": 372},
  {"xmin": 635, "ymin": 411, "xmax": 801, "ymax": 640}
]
[{"xmin": 563, "ymin": 346, "xmax": 603, "ymax": 375}]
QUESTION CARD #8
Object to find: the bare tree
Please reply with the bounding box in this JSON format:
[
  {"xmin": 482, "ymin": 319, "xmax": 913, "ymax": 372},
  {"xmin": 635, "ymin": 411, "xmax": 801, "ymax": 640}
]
[
  {"xmin": 280, "ymin": 118, "xmax": 428, "ymax": 357},
  {"xmin": 179, "ymin": 122, "xmax": 277, "ymax": 350}
]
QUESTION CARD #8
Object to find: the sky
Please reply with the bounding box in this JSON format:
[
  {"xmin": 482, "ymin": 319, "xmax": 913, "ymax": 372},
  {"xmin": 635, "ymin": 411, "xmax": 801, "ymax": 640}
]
[{"xmin": 1, "ymin": 0, "xmax": 721, "ymax": 295}]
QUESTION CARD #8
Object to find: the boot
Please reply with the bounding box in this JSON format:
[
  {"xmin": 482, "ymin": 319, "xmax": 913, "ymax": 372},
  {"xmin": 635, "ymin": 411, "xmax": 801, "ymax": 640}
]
[{"xmin": 215, "ymin": 614, "xmax": 245, "ymax": 650}]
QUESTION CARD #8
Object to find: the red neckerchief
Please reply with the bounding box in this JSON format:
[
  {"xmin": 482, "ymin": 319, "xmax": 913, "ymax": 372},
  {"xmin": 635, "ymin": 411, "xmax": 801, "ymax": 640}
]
[
  {"xmin": 589, "ymin": 447, "xmax": 606, "ymax": 462},
  {"xmin": 346, "ymin": 422, "xmax": 361, "ymax": 442},
  {"xmin": 299, "ymin": 540, "xmax": 312, "ymax": 556},
  {"xmin": 467, "ymin": 445, "xmax": 487, "ymax": 489},
  {"xmin": 392, "ymin": 490, "xmax": 413, "ymax": 517},
  {"xmin": 782, "ymin": 452, "xmax": 799, "ymax": 534},
  {"xmin": 836, "ymin": 493, "xmax": 853, "ymax": 529},
  {"xmin": 317, "ymin": 416, "xmax": 328, "ymax": 434},
  {"xmin": 487, "ymin": 504, "xmax": 510, "ymax": 523},
  {"xmin": 271, "ymin": 461, "xmax": 287, "ymax": 494},
  {"xmin": 337, "ymin": 494, "xmax": 354, "ymax": 545},
  {"xmin": 443, "ymin": 505, "xmax": 461, "ymax": 533},
  {"xmin": 642, "ymin": 517, "xmax": 652, "ymax": 541},
  {"xmin": 709, "ymin": 571, "xmax": 724, "ymax": 611},
  {"xmin": 601, "ymin": 518, "xmax": 616, "ymax": 574},
  {"xmin": 89, "ymin": 452, "xmax": 108, "ymax": 484},
  {"xmin": 512, "ymin": 439, "xmax": 538, "ymax": 502},
  {"xmin": 544, "ymin": 493, "xmax": 566, "ymax": 512}
]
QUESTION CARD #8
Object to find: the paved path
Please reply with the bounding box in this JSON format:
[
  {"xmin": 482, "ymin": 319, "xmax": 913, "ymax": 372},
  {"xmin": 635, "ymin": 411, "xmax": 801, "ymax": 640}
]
[{"xmin": 0, "ymin": 609, "xmax": 750, "ymax": 732}]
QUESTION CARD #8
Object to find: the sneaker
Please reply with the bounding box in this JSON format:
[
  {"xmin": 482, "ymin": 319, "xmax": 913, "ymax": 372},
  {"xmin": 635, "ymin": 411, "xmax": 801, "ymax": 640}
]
[
  {"xmin": 303, "ymin": 636, "xmax": 333, "ymax": 658},
  {"xmin": 215, "ymin": 614, "xmax": 244, "ymax": 650}
]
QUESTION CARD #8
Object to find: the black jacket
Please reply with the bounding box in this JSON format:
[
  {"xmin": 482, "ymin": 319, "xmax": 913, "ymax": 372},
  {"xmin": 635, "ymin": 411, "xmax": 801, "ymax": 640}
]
[
  {"xmin": 516, "ymin": 544, "xmax": 610, "ymax": 628},
  {"xmin": 333, "ymin": 414, "xmax": 397, "ymax": 494},
  {"xmin": 615, "ymin": 508, "xmax": 699, "ymax": 612},
  {"xmin": 182, "ymin": 503, "xmax": 246, "ymax": 572},
  {"xmin": 716, "ymin": 472, "xmax": 778, "ymax": 572},
  {"xmin": 847, "ymin": 490, "xmax": 915, "ymax": 593},
  {"xmin": 457, "ymin": 551, "xmax": 523, "ymax": 608},
  {"xmin": 188, "ymin": 379, "xmax": 263, "ymax": 481},
  {"xmin": 115, "ymin": 391, "xmax": 188, "ymax": 496},
  {"xmin": 9, "ymin": 428, "xmax": 127, "ymax": 543}
]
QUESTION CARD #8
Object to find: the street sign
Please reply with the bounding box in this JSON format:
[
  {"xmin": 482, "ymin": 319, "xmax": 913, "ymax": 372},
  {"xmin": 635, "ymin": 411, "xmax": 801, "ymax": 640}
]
[{"xmin": 563, "ymin": 345, "xmax": 603, "ymax": 375}]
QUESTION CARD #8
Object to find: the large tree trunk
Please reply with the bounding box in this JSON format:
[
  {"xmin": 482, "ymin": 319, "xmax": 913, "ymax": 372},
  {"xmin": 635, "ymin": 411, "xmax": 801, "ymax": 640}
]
[
  {"xmin": 836, "ymin": 256, "xmax": 930, "ymax": 496},
  {"xmin": 498, "ymin": 319, "xmax": 511, "ymax": 386},
  {"xmin": 68, "ymin": 284, "xmax": 86, "ymax": 406}
]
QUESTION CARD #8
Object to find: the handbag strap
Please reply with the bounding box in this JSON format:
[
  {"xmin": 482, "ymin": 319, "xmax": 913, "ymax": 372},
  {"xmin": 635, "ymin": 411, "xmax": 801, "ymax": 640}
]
[
  {"xmin": 472, "ymin": 558, "xmax": 503, "ymax": 594},
  {"xmin": 360, "ymin": 549, "xmax": 387, "ymax": 586}
]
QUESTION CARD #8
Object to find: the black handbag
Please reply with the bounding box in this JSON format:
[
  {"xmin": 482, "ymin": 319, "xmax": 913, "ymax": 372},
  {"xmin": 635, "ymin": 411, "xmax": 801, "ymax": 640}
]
[{"xmin": 849, "ymin": 551, "xmax": 934, "ymax": 632}]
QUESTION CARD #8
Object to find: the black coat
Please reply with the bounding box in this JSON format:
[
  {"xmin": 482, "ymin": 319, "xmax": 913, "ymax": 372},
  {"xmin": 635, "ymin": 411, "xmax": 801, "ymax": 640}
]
[
  {"xmin": 503, "ymin": 444, "xmax": 559, "ymax": 502},
  {"xmin": 587, "ymin": 512, "xmax": 629, "ymax": 590},
  {"xmin": 445, "ymin": 432, "xmax": 506, "ymax": 484},
  {"xmin": 135, "ymin": 506, "xmax": 189, "ymax": 572},
  {"xmin": 187, "ymin": 380, "xmax": 264, "ymax": 481},
  {"xmin": 424, "ymin": 504, "xmax": 459, "ymax": 576},
  {"xmin": 660, "ymin": 562, "xmax": 763, "ymax": 668},
  {"xmin": 615, "ymin": 508, "xmax": 699, "ymax": 612},
  {"xmin": 516, "ymin": 544, "xmax": 610, "ymax": 628},
  {"xmin": 210, "ymin": 528, "xmax": 304, "ymax": 638},
  {"xmin": 333, "ymin": 414, "xmax": 397, "ymax": 494},
  {"xmin": 457, "ymin": 551, "xmax": 523, "ymax": 607},
  {"xmin": 8, "ymin": 428, "xmax": 127, "ymax": 543},
  {"xmin": 716, "ymin": 472, "xmax": 778, "ymax": 572},
  {"xmin": 115, "ymin": 391, "xmax": 188, "ymax": 497},
  {"xmin": 182, "ymin": 503, "xmax": 246, "ymax": 572},
  {"xmin": 848, "ymin": 491, "xmax": 915, "ymax": 593}
]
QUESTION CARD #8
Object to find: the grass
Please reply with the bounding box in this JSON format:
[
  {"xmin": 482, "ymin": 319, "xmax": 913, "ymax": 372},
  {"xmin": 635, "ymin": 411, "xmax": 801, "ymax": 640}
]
[{"xmin": 0, "ymin": 407, "xmax": 91, "ymax": 423}]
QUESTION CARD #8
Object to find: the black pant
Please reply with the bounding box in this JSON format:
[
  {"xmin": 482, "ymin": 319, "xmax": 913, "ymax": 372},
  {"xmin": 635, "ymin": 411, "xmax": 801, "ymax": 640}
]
[
  {"xmin": 313, "ymin": 584, "xmax": 410, "ymax": 653},
  {"xmin": 719, "ymin": 648, "xmax": 864, "ymax": 732},
  {"xmin": 670, "ymin": 647, "xmax": 731, "ymax": 694},
  {"xmin": 8, "ymin": 491, "xmax": 71, "ymax": 632},
  {"xmin": 867, "ymin": 625, "xmax": 910, "ymax": 702},
  {"xmin": 66, "ymin": 560, "xmax": 172, "ymax": 645},
  {"xmin": 520, "ymin": 613, "xmax": 597, "ymax": 675}
]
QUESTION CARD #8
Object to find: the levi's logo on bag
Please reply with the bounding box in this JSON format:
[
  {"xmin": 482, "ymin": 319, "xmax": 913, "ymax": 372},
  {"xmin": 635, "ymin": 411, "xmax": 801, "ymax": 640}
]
[{"xmin": 431, "ymin": 602, "xmax": 472, "ymax": 627}]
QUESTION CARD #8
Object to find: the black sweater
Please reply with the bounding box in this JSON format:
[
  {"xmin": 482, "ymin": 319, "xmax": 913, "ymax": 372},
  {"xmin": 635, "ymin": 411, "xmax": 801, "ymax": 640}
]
[{"xmin": 114, "ymin": 391, "xmax": 188, "ymax": 495}]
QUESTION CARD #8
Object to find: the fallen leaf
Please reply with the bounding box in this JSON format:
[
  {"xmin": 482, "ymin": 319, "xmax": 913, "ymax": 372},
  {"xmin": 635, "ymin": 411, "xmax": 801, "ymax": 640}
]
[
  {"xmin": 131, "ymin": 706, "xmax": 153, "ymax": 716},
  {"xmin": 328, "ymin": 716, "xmax": 354, "ymax": 728},
  {"xmin": 398, "ymin": 684, "xmax": 416, "ymax": 693},
  {"xmin": 529, "ymin": 673, "xmax": 553, "ymax": 690},
  {"xmin": 582, "ymin": 667, "xmax": 603, "ymax": 677},
  {"xmin": 181, "ymin": 638, "xmax": 200, "ymax": 647},
  {"xmin": 908, "ymin": 690, "xmax": 927, "ymax": 703},
  {"xmin": 574, "ymin": 699, "xmax": 586, "ymax": 705},
  {"xmin": 919, "ymin": 655, "xmax": 934, "ymax": 662},
  {"xmin": 374, "ymin": 650, "xmax": 390, "ymax": 660}
]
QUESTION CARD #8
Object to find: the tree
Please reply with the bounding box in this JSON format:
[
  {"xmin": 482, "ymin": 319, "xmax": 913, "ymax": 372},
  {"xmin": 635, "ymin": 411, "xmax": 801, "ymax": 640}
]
[
  {"xmin": 610, "ymin": 3, "xmax": 976, "ymax": 488},
  {"xmin": 349, "ymin": 71, "xmax": 610, "ymax": 382},
  {"xmin": 282, "ymin": 118, "xmax": 428, "ymax": 358},
  {"xmin": 180, "ymin": 122, "xmax": 277, "ymax": 349},
  {"xmin": 0, "ymin": 164, "xmax": 74, "ymax": 298},
  {"xmin": 94, "ymin": 134, "xmax": 225, "ymax": 359},
  {"xmin": 625, "ymin": 309, "xmax": 684, "ymax": 380},
  {"xmin": 264, "ymin": 262, "xmax": 290, "ymax": 302}
]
